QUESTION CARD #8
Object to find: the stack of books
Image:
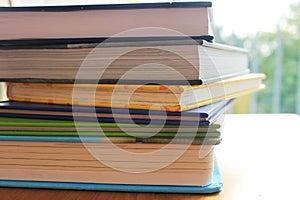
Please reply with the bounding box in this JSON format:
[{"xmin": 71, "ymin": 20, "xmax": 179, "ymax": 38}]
[{"xmin": 0, "ymin": 2, "xmax": 265, "ymax": 193}]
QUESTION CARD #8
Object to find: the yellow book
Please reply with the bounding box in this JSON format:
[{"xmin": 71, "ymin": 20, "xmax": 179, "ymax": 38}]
[{"xmin": 7, "ymin": 73, "xmax": 265, "ymax": 112}]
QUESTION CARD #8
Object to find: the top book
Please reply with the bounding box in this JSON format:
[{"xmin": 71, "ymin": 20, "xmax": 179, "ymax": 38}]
[{"xmin": 0, "ymin": 1, "xmax": 213, "ymax": 41}]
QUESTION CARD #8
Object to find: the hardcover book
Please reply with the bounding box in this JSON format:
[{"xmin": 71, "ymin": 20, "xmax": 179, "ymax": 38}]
[
  {"xmin": 0, "ymin": 140, "xmax": 218, "ymax": 187},
  {"xmin": 0, "ymin": 40, "xmax": 249, "ymax": 84},
  {"xmin": 0, "ymin": 163, "xmax": 222, "ymax": 194},
  {"xmin": 0, "ymin": 2, "xmax": 213, "ymax": 41},
  {"xmin": 6, "ymin": 73, "xmax": 265, "ymax": 111}
]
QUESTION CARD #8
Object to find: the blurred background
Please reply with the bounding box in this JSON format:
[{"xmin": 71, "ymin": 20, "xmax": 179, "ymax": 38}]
[{"xmin": 1, "ymin": 0, "xmax": 300, "ymax": 114}]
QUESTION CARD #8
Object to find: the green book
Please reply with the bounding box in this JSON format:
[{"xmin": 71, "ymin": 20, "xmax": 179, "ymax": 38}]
[
  {"xmin": 0, "ymin": 117, "xmax": 220, "ymax": 133},
  {"xmin": 0, "ymin": 130, "xmax": 220, "ymax": 138}
]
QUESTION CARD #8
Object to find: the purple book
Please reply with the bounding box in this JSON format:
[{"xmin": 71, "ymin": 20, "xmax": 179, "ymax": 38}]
[{"xmin": 0, "ymin": 99, "xmax": 234, "ymax": 126}]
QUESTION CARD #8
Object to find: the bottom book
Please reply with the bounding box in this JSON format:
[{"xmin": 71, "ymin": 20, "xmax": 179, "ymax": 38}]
[
  {"xmin": 0, "ymin": 140, "xmax": 222, "ymax": 193},
  {"xmin": 0, "ymin": 163, "xmax": 222, "ymax": 194}
]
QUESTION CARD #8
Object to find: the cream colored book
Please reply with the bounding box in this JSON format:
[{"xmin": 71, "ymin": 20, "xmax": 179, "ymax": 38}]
[
  {"xmin": 0, "ymin": 141, "xmax": 216, "ymax": 186},
  {"xmin": 0, "ymin": 40, "xmax": 249, "ymax": 84}
]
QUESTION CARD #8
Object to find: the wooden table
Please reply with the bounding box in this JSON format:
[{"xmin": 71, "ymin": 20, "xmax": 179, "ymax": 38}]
[{"xmin": 1, "ymin": 114, "xmax": 300, "ymax": 199}]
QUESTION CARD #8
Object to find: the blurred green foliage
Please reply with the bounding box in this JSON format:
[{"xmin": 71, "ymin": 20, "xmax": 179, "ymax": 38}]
[{"xmin": 215, "ymin": 2, "xmax": 300, "ymax": 113}]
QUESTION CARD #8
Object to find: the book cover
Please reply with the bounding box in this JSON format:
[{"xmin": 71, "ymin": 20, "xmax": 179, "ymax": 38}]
[
  {"xmin": 0, "ymin": 130, "xmax": 220, "ymax": 138},
  {"xmin": 0, "ymin": 2, "xmax": 212, "ymax": 41},
  {"xmin": 0, "ymin": 100, "xmax": 233, "ymax": 125}
]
